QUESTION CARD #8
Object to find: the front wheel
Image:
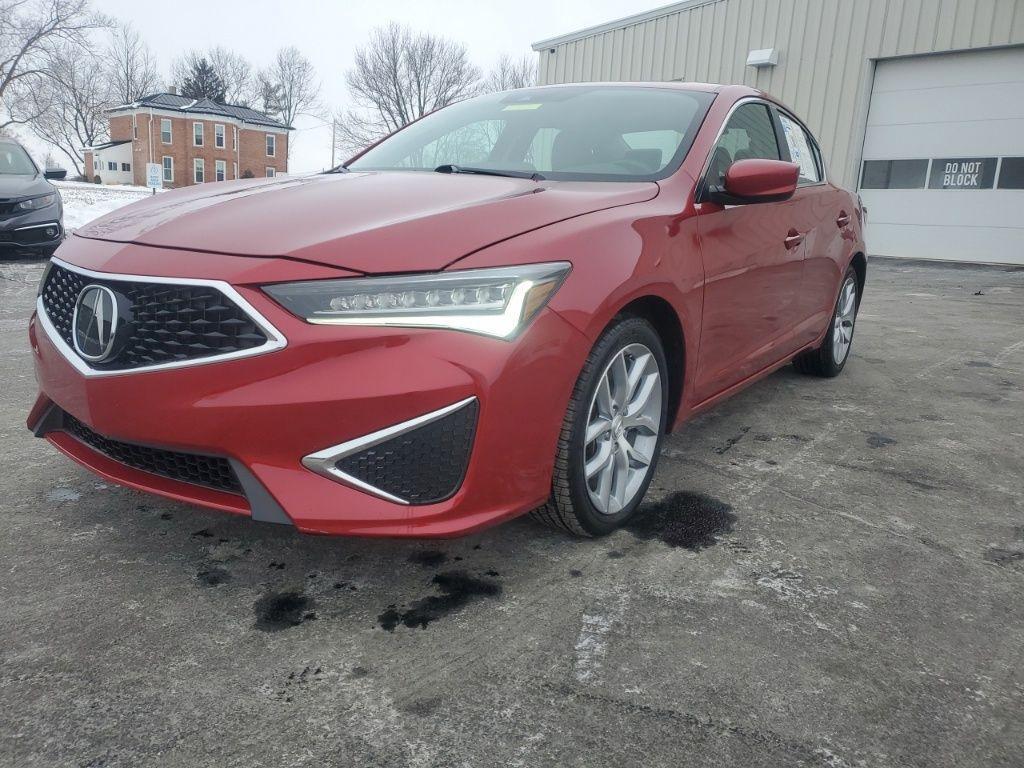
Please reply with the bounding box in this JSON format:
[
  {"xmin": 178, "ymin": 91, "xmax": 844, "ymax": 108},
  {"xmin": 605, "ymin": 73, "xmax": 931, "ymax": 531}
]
[
  {"xmin": 793, "ymin": 266, "xmax": 859, "ymax": 378},
  {"xmin": 532, "ymin": 316, "xmax": 668, "ymax": 537}
]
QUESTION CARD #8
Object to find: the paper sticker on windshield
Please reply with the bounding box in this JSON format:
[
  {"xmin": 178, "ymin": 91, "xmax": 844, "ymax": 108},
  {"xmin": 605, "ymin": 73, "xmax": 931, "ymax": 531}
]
[{"xmin": 502, "ymin": 103, "xmax": 542, "ymax": 111}]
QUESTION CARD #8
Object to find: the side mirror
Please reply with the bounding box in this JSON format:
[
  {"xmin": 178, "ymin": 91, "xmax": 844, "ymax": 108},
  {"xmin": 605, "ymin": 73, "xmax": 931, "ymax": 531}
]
[
  {"xmin": 708, "ymin": 159, "xmax": 799, "ymax": 205},
  {"xmin": 43, "ymin": 169, "xmax": 67, "ymax": 180}
]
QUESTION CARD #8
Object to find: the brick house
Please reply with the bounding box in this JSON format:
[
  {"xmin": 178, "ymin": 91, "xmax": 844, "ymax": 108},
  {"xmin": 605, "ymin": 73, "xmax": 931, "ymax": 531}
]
[{"xmin": 84, "ymin": 92, "xmax": 291, "ymax": 188}]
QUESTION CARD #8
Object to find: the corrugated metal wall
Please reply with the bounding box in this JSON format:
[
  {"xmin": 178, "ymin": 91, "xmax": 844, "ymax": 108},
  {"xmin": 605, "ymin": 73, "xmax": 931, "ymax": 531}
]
[{"xmin": 535, "ymin": 0, "xmax": 1024, "ymax": 188}]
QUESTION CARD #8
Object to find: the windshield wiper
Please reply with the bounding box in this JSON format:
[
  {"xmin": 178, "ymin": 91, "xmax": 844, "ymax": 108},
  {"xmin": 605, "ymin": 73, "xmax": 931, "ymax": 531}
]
[{"xmin": 435, "ymin": 164, "xmax": 545, "ymax": 181}]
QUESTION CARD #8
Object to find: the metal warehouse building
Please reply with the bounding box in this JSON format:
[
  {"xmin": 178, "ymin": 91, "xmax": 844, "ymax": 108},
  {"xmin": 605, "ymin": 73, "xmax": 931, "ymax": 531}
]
[{"xmin": 532, "ymin": 0, "xmax": 1024, "ymax": 265}]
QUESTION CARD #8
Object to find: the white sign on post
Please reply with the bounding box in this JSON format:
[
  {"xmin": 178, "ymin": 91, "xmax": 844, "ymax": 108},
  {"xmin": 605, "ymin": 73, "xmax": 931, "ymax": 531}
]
[{"xmin": 145, "ymin": 162, "xmax": 163, "ymax": 194}]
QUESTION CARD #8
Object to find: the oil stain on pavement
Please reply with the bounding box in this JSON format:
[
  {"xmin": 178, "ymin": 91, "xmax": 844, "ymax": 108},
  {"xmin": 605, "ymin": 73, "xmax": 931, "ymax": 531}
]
[
  {"xmin": 378, "ymin": 570, "xmax": 501, "ymax": 631},
  {"xmin": 626, "ymin": 492, "xmax": 736, "ymax": 550},
  {"xmin": 254, "ymin": 590, "xmax": 317, "ymax": 632}
]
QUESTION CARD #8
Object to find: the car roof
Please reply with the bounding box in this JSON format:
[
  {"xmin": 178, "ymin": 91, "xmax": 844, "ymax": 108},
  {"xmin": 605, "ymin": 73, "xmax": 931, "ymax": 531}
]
[{"xmin": 501, "ymin": 81, "xmax": 761, "ymax": 95}]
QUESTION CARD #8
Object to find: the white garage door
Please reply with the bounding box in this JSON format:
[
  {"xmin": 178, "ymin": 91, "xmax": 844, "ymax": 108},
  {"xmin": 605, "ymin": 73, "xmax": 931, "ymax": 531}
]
[{"xmin": 859, "ymin": 47, "xmax": 1024, "ymax": 265}]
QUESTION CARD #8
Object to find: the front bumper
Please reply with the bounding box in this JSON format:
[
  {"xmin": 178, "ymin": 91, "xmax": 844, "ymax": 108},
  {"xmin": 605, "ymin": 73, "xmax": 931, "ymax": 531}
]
[
  {"xmin": 0, "ymin": 219, "xmax": 63, "ymax": 258},
  {"xmin": 27, "ymin": 237, "xmax": 588, "ymax": 537}
]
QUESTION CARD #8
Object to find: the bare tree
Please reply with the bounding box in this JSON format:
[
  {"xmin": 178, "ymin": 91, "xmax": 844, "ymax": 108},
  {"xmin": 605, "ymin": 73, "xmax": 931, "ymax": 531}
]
[
  {"xmin": 333, "ymin": 23, "xmax": 481, "ymax": 157},
  {"xmin": 207, "ymin": 47, "xmax": 253, "ymax": 105},
  {"xmin": 258, "ymin": 46, "xmax": 320, "ymax": 159},
  {"xmin": 0, "ymin": 0, "xmax": 108, "ymax": 131},
  {"xmin": 259, "ymin": 46, "xmax": 319, "ymax": 125},
  {"xmin": 106, "ymin": 22, "xmax": 160, "ymax": 104},
  {"xmin": 484, "ymin": 54, "xmax": 536, "ymax": 92},
  {"xmin": 22, "ymin": 45, "xmax": 109, "ymax": 175}
]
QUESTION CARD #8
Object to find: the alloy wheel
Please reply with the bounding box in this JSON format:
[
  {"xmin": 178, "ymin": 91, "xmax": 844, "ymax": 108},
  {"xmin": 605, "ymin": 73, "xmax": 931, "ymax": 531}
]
[
  {"xmin": 832, "ymin": 277, "xmax": 858, "ymax": 365},
  {"xmin": 583, "ymin": 342, "xmax": 663, "ymax": 515}
]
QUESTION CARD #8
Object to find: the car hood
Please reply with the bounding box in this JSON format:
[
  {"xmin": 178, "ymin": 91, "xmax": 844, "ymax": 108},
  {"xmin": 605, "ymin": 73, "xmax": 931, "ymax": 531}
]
[
  {"xmin": 73, "ymin": 171, "xmax": 658, "ymax": 274},
  {"xmin": 0, "ymin": 174, "xmax": 52, "ymax": 200}
]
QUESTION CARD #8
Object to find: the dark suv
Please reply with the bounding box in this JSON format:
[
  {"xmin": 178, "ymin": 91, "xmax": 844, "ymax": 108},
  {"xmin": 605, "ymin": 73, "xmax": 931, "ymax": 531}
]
[{"xmin": 0, "ymin": 139, "xmax": 64, "ymax": 259}]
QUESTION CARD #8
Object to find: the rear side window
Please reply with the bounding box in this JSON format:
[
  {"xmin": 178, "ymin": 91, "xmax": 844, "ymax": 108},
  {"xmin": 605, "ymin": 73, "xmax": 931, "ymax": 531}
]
[
  {"xmin": 779, "ymin": 113, "xmax": 822, "ymax": 184},
  {"xmin": 706, "ymin": 102, "xmax": 780, "ymax": 187}
]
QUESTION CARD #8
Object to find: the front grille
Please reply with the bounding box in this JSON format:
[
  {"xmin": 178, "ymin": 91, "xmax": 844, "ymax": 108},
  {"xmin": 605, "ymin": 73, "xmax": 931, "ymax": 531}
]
[
  {"xmin": 41, "ymin": 262, "xmax": 269, "ymax": 371},
  {"xmin": 62, "ymin": 412, "xmax": 243, "ymax": 494},
  {"xmin": 335, "ymin": 399, "xmax": 478, "ymax": 504}
]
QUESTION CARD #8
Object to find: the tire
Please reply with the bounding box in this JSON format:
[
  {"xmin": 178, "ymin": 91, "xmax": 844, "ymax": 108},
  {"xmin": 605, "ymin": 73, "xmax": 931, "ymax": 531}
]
[
  {"xmin": 532, "ymin": 315, "xmax": 669, "ymax": 537},
  {"xmin": 793, "ymin": 266, "xmax": 860, "ymax": 378}
]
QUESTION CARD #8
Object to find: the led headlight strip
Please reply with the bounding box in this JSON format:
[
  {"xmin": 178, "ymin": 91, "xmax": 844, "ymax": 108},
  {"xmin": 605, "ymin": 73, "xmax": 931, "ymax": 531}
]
[{"xmin": 264, "ymin": 262, "xmax": 571, "ymax": 339}]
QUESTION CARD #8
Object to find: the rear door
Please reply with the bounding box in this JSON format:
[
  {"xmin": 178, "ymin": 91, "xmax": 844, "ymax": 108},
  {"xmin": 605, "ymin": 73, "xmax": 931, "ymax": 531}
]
[
  {"xmin": 693, "ymin": 100, "xmax": 805, "ymax": 402},
  {"xmin": 774, "ymin": 109, "xmax": 851, "ymax": 344}
]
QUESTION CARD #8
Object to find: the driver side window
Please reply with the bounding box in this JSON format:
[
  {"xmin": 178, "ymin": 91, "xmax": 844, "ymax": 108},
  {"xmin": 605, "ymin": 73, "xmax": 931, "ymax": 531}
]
[{"xmin": 707, "ymin": 103, "xmax": 781, "ymax": 188}]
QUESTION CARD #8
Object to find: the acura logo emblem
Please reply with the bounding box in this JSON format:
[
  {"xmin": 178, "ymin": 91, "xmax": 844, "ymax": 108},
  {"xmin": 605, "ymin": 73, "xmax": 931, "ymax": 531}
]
[{"xmin": 73, "ymin": 284, "xmax": 120, "ymax": 362}]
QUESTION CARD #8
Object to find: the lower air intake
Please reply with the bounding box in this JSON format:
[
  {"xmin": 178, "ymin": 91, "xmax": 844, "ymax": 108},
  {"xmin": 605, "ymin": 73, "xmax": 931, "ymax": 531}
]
[
  {"xmin": 61, "ymin": 412, "xmax": 243, "ymax": 495},
  {"xmin": 335, "ymin": 399, "xmax": 478, "ymax": 505}
]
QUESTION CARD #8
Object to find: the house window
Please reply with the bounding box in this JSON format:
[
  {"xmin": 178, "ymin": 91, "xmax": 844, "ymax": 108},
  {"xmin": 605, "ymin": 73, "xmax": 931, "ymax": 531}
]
[
  {"xmin": 232, "ymin": 161, "xmax": 238, "ymax": 179},
  {"xmin": 215, "ymin": 159, "xmax": 226, "ymax": 182},
  {"xmin": 266, "ymin": 134, "xmax": 276, "ymax": 157},
  {"xmin": 162, "ymin": 156, "xmax": 173, "ymax": 182},
  {"xmin": 93, "ymin": 159, "xmax": 99, "ymax": 171},
  {"xmin": 107, "ymin": 161, "xmax": 117, "ymax": 171},
  {"xmin": 121, "ymin": 162, "xmax": 131, "ymax": 172},
  {"xmin": 233, "ymin": 126, "xmax": 238, "ymax": 150},
  {"xmin": 193, "ymin": 122, "xmax": 204, "ymax": 147},
  {"xmin": 194, "ymin": 158, "xmax": 204, "ymax": 183},
  {"xmin": 215, "ymin": 124, "xmax": 225, "ymax": 149},
  {"xmin": 266, "ymin": 167, "xmax": 276, "ymax": 178},
  {"xmin": 161, "ymin": 119, "xmax": 172, "ymax": 144}
]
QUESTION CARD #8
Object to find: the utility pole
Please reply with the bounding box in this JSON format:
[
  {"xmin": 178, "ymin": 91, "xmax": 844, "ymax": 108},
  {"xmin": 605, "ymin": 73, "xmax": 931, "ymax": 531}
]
[{"xmin": 330, "ymin": 116, "xmax": 337, "ymax": 168}]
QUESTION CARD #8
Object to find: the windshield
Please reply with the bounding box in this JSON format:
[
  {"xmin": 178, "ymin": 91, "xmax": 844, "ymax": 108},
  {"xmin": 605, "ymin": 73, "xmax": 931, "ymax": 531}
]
[
  {"xmin": 0, "ymin": 143, "xmax": 37, "ymax": 175},
  {"xmin": 347, "ymin": 86, "xmax": 714, "ymax": 182}
]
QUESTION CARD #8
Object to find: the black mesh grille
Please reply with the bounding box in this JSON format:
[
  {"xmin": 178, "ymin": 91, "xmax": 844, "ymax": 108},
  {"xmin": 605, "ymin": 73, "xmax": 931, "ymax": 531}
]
[
  {"xmin": 40, "ymin": 262, "xmax": 269, "ymax": 371},
  {"xmin": 336, "ymin": 400, "xmax": 478, "ymax": 504},
  {"xmin": 62, "ymin": 412, "xmax": 243, "ymax": 495}
]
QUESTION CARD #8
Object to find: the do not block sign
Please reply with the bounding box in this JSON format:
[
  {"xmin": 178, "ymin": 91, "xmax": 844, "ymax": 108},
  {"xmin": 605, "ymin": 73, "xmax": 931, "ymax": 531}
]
[{"xmin": 928, "ymin": 157, "xmax": 997, "ymax": 190}]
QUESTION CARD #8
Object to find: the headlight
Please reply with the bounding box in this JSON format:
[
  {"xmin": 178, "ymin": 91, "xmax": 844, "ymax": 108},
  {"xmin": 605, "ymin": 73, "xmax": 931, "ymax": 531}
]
[
  {"xmin": 264, "ymin": 262, "xmax": 571, "ymax": 339},
  {"xmin": 15, "ymin": 193, "xmax": 56, "ymax": 212}
]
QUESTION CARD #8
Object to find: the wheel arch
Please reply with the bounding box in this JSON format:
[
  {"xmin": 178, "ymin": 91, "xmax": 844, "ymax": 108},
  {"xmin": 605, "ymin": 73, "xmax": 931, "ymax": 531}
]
[
  {"xmin": 614, "ymin": 295, "xmax": 686, "ymax": 434},
  {"xmin": 850, "ymin": 252, "xmax": 867, "ymax": 305}
]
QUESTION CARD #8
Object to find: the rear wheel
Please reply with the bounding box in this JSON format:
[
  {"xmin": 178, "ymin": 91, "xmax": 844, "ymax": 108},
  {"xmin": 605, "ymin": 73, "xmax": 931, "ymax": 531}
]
[
  {"xmin": 532, "ymin": 316, "xmax": 668, "ymax": 537},
  {"xmin": 793, "ymin": 266, "xmax": 859, "ymax": 378}
]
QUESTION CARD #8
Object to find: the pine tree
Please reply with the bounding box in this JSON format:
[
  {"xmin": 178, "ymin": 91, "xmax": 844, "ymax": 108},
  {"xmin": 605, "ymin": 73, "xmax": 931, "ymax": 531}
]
[{"xmin": 178, "ymin": 58, "xmax": 227, "ymax": 102}]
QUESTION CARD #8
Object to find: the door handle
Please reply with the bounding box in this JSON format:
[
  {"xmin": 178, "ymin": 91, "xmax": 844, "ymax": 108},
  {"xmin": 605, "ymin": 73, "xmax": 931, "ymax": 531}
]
[
  {"xmin": 784, "ymin": 229, "xmax": 805, "ymax": 249},
  {"xmin": 836, "ymin": 211, "xmax": 851, "ymax": 228}
]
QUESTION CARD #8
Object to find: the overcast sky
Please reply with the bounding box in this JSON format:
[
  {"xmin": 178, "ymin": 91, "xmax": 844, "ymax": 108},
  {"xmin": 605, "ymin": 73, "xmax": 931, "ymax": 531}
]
[{"xmin": 23, "ymin": 0, "xmax": 660, "ymax": 175}]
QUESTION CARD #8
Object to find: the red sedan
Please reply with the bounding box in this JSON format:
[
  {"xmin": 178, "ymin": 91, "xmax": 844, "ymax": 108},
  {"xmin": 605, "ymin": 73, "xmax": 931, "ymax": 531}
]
[{"xmin": 27, "ymin": 83, "xmax": 865, "ymax": 537}]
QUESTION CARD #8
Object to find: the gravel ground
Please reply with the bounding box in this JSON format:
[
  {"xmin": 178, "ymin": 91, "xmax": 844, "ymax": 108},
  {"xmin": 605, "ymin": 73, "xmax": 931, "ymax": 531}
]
[{"xmin": 0, "ymin": 257, "xmax": 1022, "ymax": 768}]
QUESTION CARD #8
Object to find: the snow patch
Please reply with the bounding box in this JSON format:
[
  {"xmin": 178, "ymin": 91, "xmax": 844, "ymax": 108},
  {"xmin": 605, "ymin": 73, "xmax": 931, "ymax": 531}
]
[
  {"xmin": 54, "ymin": 181, "xmax": 152, "ymax": 232},
  {"xmin": 46, "ymin": 487, "xmax": 81, "ymax": 503}
]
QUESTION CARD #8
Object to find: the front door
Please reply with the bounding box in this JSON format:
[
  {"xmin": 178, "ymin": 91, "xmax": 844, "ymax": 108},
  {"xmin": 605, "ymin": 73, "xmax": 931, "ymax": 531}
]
[{"xmin": 693, "ymin": 101, "xmax": 805, "ymax": 403}]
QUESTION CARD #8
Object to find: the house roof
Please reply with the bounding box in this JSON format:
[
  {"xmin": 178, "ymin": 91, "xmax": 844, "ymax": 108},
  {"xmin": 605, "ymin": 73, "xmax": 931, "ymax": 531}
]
[
  {"xmin": 109, "ymin": 93, "xmax": 292, "ymax": 130},
  {"xmin": 88, "ymin": 139, "xmax": 132, "ymax": 151}
]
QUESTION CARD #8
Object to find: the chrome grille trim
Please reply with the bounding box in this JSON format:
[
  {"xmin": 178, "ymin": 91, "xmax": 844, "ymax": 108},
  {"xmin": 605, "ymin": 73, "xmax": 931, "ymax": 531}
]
[{"xmin": 36, "ymin": 256, "xmax": 287, "ymax": 377}]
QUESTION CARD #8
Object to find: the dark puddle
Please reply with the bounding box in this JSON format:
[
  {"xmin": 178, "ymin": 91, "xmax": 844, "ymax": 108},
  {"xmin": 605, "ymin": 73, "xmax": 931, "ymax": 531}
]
[
  {"xmin": 378, "ymin": 570, "xmax": 501, "ymax": 631},
  {"xmin": 865, "ymin": 432, "xmax": 897, "ymax": 448},
  {"xmin": 984, "ymin": 547, "xmax": 1024, "ymax": 566},
  {"xmin": 626, "ymin": 492, "xmax": 736, "ymax": 550},
  {"xmin": 254, "ymin": 590, "xmax": 316, "ymax": 632},
  {"xmin": 196, "ymin": 566, "xmax": 231, "ymax": 587},
  {"xmin": 408, "ymin": 550, "xmax": 448, "ymax": 568}
]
